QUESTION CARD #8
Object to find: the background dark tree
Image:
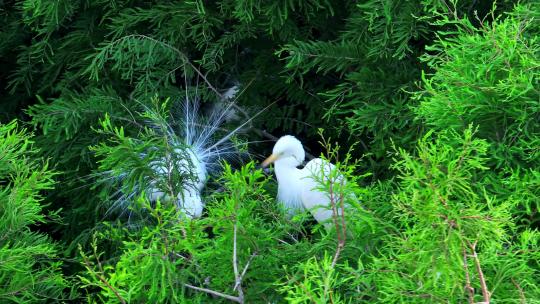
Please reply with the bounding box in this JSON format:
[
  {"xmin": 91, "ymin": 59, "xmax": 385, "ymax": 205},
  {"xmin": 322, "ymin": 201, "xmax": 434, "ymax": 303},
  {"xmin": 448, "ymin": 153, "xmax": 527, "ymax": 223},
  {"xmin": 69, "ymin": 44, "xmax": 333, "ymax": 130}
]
[{"xmin": 0, "ymin": 0, "xmax": 538, "ymax": 302}]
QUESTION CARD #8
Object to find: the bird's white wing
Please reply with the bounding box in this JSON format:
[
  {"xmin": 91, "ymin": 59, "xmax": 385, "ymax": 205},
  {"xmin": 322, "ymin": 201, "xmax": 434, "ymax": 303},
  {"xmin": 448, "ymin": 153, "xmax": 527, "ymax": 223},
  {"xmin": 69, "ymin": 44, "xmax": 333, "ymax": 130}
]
[{"xmin": 300, "ymin": 158, "xmax": 347, "ymax": 228}]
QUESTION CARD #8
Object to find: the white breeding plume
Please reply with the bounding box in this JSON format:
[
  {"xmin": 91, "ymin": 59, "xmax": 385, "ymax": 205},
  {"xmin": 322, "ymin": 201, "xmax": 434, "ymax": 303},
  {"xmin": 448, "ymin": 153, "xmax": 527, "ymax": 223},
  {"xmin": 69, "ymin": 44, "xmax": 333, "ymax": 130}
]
[
  {"xmin": 147, "ymin": 85, "xmax": 256, "ymax": 218},
  {"xmin": 261, "ymin": 135, "xmax": 352, "ymax": 229}
]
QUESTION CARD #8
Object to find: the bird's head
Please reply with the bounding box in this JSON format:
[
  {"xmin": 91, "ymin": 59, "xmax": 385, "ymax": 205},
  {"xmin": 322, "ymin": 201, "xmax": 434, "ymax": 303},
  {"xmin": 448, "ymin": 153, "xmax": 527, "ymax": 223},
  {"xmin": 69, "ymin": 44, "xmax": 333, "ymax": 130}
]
[{"xmin": 262, "ymin": 135, "xmax": 305, "ymax": 168}]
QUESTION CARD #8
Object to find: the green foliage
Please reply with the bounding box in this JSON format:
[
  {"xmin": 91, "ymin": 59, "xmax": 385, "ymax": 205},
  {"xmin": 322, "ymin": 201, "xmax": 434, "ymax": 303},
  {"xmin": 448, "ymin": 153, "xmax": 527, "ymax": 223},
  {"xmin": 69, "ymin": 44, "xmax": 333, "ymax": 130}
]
[
  {"xmin": 90, "ymin": 99, "xmax": 201, "ymax": 215},
  {"xmin": 79, "ymin": 199, "xmax": 203, "ymax": 303},
  {"xmin": 86, "ymin": 35, "xmax": 188, "ymax": 96},
  {"xmin": 78, "ymin": 163, "xmax": 283, "ymax": 303},
  {"xmin": 26, "ymin": 88, "xmax": 123, "ymax": 164},
  {"xmin": 492, "ymin": 168, "xmax": 540, "ymax": 226},
  {"xmin": 78, "ymin": 155, "xmax": 384, "ymax": 303},
  {"xmin": 416, "ymin": 1, "xmax": 540, "ymax": 226},
  {"xmin": 279, "ymin": 253, "xmax": 352, "ymax": 304},
  {"xmin": 276, "ymin": 0, "xmax": 435, "ymax": 173},
  {"xmin": 370, "ymin": 127, "xmax": 539, "ymax": 302},
  {"xmin": 0, "ymin": 0, "xmax": 538, "ymax": 302},
  {"xmin": 416, "ymin": 2, "xmax": 540, "ymax": 169},
  {"xmin": 276, "ymin": 0, "xmax": 520, "ymax": 176},
  {"xmin": 0, "ymin": 120, "xmax": 68, "ymax": 303},
  {"xmin": 23, "ymin": 87, "xmax": 129, "ymax": 245}
]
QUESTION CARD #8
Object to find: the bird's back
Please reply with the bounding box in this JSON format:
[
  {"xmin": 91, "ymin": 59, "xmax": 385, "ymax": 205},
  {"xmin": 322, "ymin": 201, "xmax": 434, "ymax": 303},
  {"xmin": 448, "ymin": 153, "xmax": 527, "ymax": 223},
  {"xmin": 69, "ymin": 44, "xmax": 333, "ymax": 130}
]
[{"xmin": 301, "ymin": 158, "xmax": 348, "ymax": 228}]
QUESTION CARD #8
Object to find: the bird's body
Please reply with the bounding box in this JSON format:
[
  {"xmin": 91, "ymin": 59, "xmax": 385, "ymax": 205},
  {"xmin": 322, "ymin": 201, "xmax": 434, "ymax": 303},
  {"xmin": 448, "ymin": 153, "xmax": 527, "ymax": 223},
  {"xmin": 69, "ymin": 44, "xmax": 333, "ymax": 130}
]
[
  {"xmin": 301, "ymin": 158, "xmax": 342, "ymax": 227},
  {"xmin": 146, "ymin": 144, "xmax": 210, "ymax": 218},
  {"xmin": 144, "ymin": 85, "xmax": 247, "ymax": 218},
  {"xmin": 274, "ymin": 160, "xmax": 304, "ymax": 215},
  {"xmin": 262, "ymin": 135, "xmax": 348, "ymax": 228}
]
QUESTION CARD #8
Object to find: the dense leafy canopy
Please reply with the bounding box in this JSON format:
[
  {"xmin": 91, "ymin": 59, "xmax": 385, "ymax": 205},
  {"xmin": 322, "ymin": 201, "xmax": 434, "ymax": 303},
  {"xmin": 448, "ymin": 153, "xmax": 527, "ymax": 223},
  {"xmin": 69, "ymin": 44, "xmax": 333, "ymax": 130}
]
[{"xmin": 0, "ymin": 0, "xmax": 538, "ymax": 303}]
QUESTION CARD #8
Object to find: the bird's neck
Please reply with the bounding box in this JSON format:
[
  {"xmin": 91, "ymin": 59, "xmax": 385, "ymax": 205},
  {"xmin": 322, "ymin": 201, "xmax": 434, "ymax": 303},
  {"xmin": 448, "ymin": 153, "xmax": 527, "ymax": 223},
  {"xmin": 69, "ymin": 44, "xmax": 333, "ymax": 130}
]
[
  {"xmin": 274, "ymin": 158, "xmax": 302, "ymax": 181},
  {"xmin": 274, "ymin": 158, "xmax": 306, "ymax": 213}
]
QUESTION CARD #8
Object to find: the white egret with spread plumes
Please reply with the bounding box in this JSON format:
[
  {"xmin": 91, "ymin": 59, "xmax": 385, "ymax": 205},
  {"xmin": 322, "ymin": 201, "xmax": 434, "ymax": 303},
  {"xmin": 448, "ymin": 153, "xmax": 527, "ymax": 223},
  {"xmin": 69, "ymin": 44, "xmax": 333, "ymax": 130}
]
[
  {"xmin": 146, "ymin": 85, "xmax": 257, "ymax": 218},
  {"xmin": 101, "ymin": 84, "xmax": 265, "ymax": 220},
  {"xmin": 262, "ymin": 135, "xmax": 350, "ymax": 229}
]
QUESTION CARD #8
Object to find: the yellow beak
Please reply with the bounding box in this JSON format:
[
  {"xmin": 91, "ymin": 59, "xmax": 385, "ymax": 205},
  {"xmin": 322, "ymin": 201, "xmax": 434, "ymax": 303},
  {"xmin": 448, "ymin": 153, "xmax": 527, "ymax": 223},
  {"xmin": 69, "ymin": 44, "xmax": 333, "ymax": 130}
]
[{"xmin": 261, "ymin": 154, "xmax": 279, "ymax": 168}]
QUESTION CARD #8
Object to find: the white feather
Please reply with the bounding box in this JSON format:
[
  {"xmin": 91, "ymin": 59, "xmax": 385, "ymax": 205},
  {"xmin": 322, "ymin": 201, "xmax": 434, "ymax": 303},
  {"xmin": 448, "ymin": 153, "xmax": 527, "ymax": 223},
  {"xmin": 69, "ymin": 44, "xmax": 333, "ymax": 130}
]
[
  {"xmin": 148, "ymin": 85, "xmax": 243, "ymax": 218},
  {"xmin": 267, "ymin": 135, "xmax": 351, "ymax": 229}
]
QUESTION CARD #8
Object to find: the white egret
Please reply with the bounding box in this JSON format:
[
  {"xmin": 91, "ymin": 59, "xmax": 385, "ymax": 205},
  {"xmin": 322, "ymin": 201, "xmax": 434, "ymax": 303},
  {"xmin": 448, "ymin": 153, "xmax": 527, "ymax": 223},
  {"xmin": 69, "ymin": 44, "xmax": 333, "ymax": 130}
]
[
  {"xmin": 262, "ymin": 135, "xmax": 350, "ymax": 229},
  {"xmin": 101, "ymin": 84, "xmax": 255, "ymax": 219},
  {"xmin": 146, "ymin": 85, "xmax": 249, "ymax": 218},
  {"xmin": 103, "ymin": 82, "xmax": 271, "ymax": 220}
]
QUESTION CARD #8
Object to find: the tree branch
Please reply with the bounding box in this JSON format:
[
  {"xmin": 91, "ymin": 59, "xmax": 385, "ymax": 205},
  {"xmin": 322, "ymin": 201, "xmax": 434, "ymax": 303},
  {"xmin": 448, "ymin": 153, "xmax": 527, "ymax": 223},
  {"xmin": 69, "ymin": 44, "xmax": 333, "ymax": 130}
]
[
  {"xmin": 82, "ymin": 255, "xmax": 126, "ymax": 304},
  {"xmin": 511, "ymin": 278, "xmax": 526, "ymax": 304},
  {"xmin": 462, "ymin": 247, "xmax": 475, "ymax": 304},
  {"xmin": 232, "ymin": 223, "xmax": 244, "ymax": 303},
  {"xmin": 467, "ymin": 240, "xmax": 490, "ymax": 303},
  {"xmin": 184, "ymin": 284, "xmax": 241, "ymax": 303},
  {"xmin": 186, "ymin": 222, "xmax": 253, "ymax": 303},
  {"xmin": 235, "ymin": 252, "xmax": 257, "ymax": 292},
  {"xmin": 327, "ymin": 161, "xmax": 346, "ymax": 268}
]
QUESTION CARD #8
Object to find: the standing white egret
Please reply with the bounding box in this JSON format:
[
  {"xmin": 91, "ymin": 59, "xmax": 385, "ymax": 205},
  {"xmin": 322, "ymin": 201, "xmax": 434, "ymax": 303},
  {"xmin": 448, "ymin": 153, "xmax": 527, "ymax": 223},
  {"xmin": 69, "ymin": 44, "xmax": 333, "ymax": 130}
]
[{"xmin": 261, "ymin": 135, "xmax": 350, "ymax": 228}]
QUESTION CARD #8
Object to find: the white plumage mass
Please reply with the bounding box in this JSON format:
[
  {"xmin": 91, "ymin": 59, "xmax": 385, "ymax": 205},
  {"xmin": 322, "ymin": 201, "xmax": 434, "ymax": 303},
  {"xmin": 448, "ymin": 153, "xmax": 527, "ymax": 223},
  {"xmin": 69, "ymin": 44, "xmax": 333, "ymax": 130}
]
[
  {"xmin": 262, "ymin": 135, "xmax": 349, "ymax": 228},
  {"xmin": 147, "ymin": 86, "xmax": 243, "ymax": 218}
]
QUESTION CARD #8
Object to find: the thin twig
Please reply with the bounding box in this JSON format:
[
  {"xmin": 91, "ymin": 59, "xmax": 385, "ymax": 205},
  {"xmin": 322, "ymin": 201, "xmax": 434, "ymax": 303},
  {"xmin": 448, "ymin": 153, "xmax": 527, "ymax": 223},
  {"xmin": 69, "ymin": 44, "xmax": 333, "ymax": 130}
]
[
  {"xmin": 327, "ymin": 162, "xmax": 339, "ymax": 268},
  {"xmin": 182, "ymin": 225, "xmax": 249, "ymax": 304},
  {"xmin": 467, "ymin": 240, "xmax": 490, "ymax": 303},
  {"xmin": 82, "ymin": 255, "xmax": 126, "ymax": 304},
  {"xmin": 511, "ymin": 278, "xmax": 526, "ymax": 304},
  {"xmin": 232, "ymin": 223, "xmax": 245, "ymax": 303},
  {"xmin": 177, "ymin": 224, "xmax": 249, "ymax": 304},
  {"xmin": 235, "ymin": 252, "xmax": 258, "ymax": 291},
  {"xmin": 114, "ymin": 34, "xmax": 224, "ymax": 98},
  {"xmin": 184, "ymin": 284, "xmax": 241, "ymax": 303},
  {"xmin": 338, "ymin": 178, "xmax": 347, "ymax": 232},
  {"xmin": 327, "ymin": 161, "xmax": 346, "ymax": 268},
  {"xmin": 462, "ymin": 247, "xmax": 475, "ymax": 304}
]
